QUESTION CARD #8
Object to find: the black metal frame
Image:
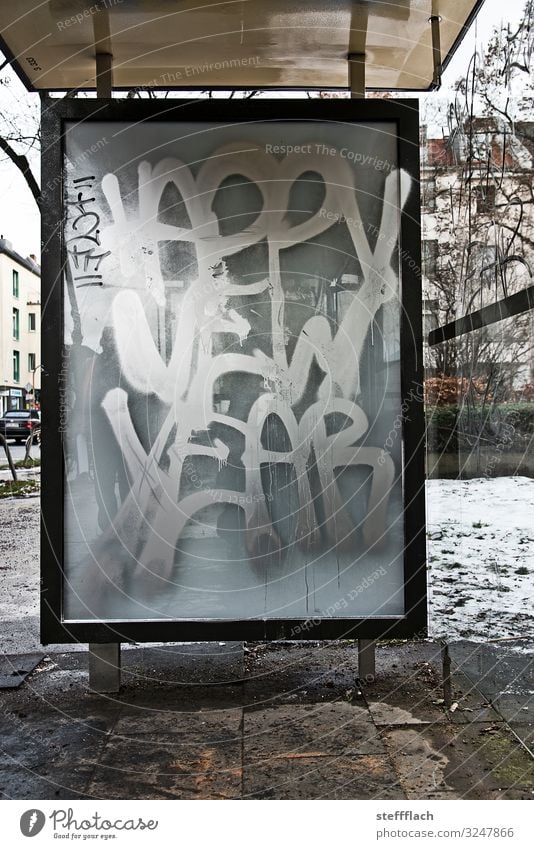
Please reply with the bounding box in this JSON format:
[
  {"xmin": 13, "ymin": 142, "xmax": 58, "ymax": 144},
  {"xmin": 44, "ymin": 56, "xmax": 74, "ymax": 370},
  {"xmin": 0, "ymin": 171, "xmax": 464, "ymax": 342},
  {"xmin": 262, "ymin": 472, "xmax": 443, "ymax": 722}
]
[
  {"xmin": 41, "ymin": 97, "xmax": 426, "ymax": 644},
  {"xmin": 429, "ymin": 285, "xmax": 534, "ymax": 346}
]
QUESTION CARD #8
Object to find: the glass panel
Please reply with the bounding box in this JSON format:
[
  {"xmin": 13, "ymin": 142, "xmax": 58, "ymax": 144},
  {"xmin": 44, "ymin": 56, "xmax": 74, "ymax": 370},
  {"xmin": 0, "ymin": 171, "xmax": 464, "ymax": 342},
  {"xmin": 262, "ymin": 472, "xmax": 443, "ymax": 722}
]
[
  {"xmin": 0, "ymin": 0, "xmax": 482, "ymax": 91},
  {"xmin": 63, "ymin": 119, "xmax": 408, "ymax": 622},
  {"xmin": 426, "ymin": 313, "xmax": 534, "ymax": 639}
]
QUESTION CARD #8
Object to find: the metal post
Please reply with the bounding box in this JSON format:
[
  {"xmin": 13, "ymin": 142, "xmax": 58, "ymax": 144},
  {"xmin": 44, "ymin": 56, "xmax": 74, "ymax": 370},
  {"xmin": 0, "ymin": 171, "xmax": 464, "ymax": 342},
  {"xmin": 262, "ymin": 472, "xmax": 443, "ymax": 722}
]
[
  {"xmin": 348, "ymin": 0, "xmax": 368, "ymax": 98},
  {"xmin": 441, "ymin": 641, "xmax": 453, "ymax": 708},
  {"xmin": 358, "ymin": 638, "xmax": 376, "ymax": 682},
  {"xmin": 93, "ymin": 5, "xmax": 113, "ymax": 98},
  {"xmin": 348, "ymin": 53, "xmax": 366, "ymax": 98},
  {"xmin": 96, "ymin": 52, "xmax": 113, "ymax": 98},
  {"xmin": 430, "ymin": 15, "xmax": 442, "ymax": 87},
  {"xmin": 89, "ymin": 643, "xmax": 121, "ymax": 692}
]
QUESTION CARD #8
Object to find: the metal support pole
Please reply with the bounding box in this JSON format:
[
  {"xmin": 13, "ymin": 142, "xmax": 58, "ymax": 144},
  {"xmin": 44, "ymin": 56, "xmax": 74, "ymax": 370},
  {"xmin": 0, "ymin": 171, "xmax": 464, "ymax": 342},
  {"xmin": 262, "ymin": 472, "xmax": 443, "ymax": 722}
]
[
  {"xmin": 89, "ymin": 643, "xmax": 121, "ymax": 692},
  {"xmin": 358, "ymin": 638, "xmax": 376, "ymax": 682},
  {"xmin": 96, "ymin": 52, "xmax": 113, "ymax": 98},
  {"xmin": 348, "ymin": 52, "xmax": 366, "ymax": 98},
  {"xmin": 441, "ymin": 641, "xmax": 453, "ymax": 708},
  {"xmin": 430, "ymin": 15, "xmax": 442, "ymax": 87},
  {"xmin": 93, "ymin": 5, "xmax": 113, "ymax": 98}
]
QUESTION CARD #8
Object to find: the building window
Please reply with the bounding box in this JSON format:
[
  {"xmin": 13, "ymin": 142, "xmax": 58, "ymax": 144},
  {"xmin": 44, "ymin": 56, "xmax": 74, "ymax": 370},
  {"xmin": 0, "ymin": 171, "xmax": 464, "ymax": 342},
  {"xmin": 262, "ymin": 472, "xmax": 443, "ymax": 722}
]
[
  {"xmin": 13, "ymin": 351, "xmax": 20, "ymax": 383},
  {"xmin": 470, "ymin": 243, "xmax": 497, "ymax": 288},
  {"xmin": 422, "ymin": 240, "xmax": 438, "ymax": 278},
  {"xmin": 474, "ymin": 184, "xmax": 496, "ymax": 214},
  {"xmin": 423, "ymin": 298, "xmax": 439, "ymax": 340},
  {"xmin": 422, "ymin": 177, "xmax": 436, "ymax": 212},
  {"xmin": 28, "ymin": 312, "xmax": 36, "ymax": 332},
  {"xmin": 28, "ymin": 352, "xmax": 36, "ymax": 372},
  {"xmin": 12, "ymin": 308, "xmax": 19, "ymax": 340},
  {"xmin": 12, "ymin": 269, "xmax": 19, "ymax": 298}
]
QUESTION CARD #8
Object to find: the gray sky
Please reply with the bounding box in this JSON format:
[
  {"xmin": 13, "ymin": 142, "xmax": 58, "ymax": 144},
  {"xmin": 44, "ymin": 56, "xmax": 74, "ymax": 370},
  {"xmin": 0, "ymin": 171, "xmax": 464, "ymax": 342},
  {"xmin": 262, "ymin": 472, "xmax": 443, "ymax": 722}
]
[{"xmin": 0, "ymin": 0, "xmax": 526, "ymax": 260}]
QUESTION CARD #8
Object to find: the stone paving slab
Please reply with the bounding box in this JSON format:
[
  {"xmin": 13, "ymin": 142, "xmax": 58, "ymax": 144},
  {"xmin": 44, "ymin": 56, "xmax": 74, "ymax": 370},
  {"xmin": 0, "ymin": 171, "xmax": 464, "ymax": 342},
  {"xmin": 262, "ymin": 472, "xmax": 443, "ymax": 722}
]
[
  {"xmin": 449, "ymin": 724, "xmax": 534, "ymax": 799},
  {"xmin": 381, "ymin": 725, "xmax": 458, "ymax": 800},
  {"xmin": 111, "ymin": 706, "xmax": 242, "ymax": 742},
  {"xmin": 243, "ymin": 703, "xmax": 386, "ymax": 757},
  {"xmin": 383, "ymin": 722, "xmax": 534, "ymax": 801},
  {"xmin": 0, "ymin": 701, "xmax": 115, "ymax": 800},
  {"xmin": 87, "ymin": 736, "xmax": 242, "ymax": 800},
  {"xmin": 367, "ymin": 702, "xmax": 431, "ymax": 726},
  {"xmin": 0, "ymin": 652, "xmax": 44, "ymax": 689},
  {"xmin": 444, "ymin": 670, "xmax": 501, "ymax": 724},
  {"xmin": 0, "ymin": 765, "xmax": 95, "ymax": 801},
  {"xmin": 489, "ymin": 694, "xmax": 534, "ymax": 724},
  {"xmin": 242, "ymin": 754, "xmax": 402, "ymax": 800},
  {"xmin": 0, "ymin": 640, "xmax": 532, "ymax": 800},
  {"xmin": 449, "ymin": 641, "xmax": 534, "ymax": 750}
]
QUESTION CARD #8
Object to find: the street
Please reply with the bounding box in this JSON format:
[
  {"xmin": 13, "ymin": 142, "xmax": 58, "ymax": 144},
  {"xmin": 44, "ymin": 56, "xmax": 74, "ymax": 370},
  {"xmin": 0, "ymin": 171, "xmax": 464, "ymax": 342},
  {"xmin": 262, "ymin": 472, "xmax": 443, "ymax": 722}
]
[{"xmin": 0, "ymin": 439, "xmax": 40, "ymax": 465}]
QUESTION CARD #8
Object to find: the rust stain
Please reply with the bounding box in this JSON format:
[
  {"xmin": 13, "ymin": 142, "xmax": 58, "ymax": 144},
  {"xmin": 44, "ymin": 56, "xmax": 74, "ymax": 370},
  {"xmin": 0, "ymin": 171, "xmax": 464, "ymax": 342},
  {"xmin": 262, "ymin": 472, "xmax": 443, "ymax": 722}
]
[
  {"xmin": 169, "ymin": 748, "xmax": 242, "ymax": 798},
  {"xmin": 270, "ymin": 751, "xmax": 330, "ymax": 760}
]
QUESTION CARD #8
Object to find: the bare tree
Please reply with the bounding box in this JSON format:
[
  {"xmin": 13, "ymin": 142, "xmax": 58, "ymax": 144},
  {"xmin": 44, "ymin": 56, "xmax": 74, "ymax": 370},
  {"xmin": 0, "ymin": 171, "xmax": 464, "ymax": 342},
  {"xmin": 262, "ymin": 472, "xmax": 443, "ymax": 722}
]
[
  {"xmin": 0, "ymin": 58, "xmax": 41, "ymax": 207},
  {"xmin": 422, "ymin": 1, "xmax": 534, "ymax": 472}
]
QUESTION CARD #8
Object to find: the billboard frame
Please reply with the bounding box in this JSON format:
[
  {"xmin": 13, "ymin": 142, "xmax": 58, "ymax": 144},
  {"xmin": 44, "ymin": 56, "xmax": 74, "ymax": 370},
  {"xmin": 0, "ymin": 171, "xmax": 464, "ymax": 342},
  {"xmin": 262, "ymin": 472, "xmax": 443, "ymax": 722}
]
[{"xmin": 40, "ymin": 97, "xmax": 426, "ymax": 645}]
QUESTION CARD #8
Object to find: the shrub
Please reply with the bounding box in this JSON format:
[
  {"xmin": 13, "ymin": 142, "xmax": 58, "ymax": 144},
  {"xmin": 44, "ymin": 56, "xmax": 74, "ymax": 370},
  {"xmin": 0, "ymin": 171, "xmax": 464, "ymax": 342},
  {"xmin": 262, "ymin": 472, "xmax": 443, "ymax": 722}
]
[{"xmin": 425, "ymin": 403, "xmax": 534, "ymax": 452}]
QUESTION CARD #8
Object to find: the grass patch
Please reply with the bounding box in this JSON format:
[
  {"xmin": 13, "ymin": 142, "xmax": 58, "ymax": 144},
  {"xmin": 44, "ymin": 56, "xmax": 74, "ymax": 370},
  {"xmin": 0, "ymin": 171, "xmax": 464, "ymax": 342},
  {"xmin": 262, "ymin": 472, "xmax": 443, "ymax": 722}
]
[
  {"xmin": 0, "ymin": 479, "xmax": 40, "ymax": 498},
  {"xmin": 0, "ymin": 457, "xmax": 40, "ymax": 469}
]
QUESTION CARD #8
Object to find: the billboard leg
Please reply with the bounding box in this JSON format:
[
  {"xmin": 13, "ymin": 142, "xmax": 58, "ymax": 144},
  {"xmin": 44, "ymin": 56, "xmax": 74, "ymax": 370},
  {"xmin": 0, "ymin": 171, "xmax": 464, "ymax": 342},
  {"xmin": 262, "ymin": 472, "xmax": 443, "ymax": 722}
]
[
  {"xmin": 89, "ymin": 643, "xmax": 121, "ymax": 692},
  {"xmin": 358, "ymin": 639, "xmax": 376, "ymax": 683}
]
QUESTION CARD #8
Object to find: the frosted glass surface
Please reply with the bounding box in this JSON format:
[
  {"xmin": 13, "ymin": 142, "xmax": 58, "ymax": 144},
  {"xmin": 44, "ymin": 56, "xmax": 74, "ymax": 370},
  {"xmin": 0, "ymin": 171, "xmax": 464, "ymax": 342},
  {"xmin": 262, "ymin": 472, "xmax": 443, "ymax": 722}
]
[{"xmin": 62, "ymin": 120, "xmax": 408, "ymax": 621}]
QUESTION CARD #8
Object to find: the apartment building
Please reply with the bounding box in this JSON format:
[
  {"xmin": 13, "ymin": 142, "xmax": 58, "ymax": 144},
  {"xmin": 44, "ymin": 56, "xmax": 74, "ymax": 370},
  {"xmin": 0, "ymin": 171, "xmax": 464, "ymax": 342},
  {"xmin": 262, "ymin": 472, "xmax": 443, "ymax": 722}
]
[
  {"xmin": 0, "ymin": 237, "xmax": 41, "ymax": 415},
  {"xmin": 420, "ymin": 120, "xmax": 534, "ymax": 390}
]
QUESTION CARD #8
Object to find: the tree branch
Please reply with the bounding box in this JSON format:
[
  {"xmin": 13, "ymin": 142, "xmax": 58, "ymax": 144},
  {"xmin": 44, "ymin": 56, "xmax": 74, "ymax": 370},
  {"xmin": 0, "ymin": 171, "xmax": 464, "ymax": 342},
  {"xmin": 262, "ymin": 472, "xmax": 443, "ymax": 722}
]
[{"xmin": 0, "ymin": 134, "xmax": 41, "ymax": 209}]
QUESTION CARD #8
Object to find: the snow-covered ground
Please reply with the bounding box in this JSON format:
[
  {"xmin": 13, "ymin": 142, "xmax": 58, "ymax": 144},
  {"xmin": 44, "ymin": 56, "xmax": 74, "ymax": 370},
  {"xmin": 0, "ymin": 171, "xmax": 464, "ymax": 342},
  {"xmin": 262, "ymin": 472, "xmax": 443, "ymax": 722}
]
[
  {"xmin": 427, "ymin": 476, "xmax": 534, "ymax": 641},
  {"xmin": 0, "ymin": 476, "xmax": 532, "ymax": 651}
]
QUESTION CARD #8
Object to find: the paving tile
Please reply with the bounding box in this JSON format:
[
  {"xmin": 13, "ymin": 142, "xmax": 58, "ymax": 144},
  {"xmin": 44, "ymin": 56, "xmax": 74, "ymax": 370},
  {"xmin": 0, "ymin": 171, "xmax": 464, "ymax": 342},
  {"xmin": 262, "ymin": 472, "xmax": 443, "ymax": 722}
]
[
  {"xmin": 87, "ymin": 735, "xmax": 242, "ymax": 799},
  {"xmin": 504, "ymin": 722, "xmax": 534, "ymax": 750},
  {"xmin": 242, "ymin": 754, "xmax": 402, "ymax": 799},
  {"xmin": 492, "ymin": 694, "xmax": 534, "ymax": 724},
  {"xmin": 382, "ymin": 721, "xmax": 534, "ymax": 800},
  {"xmin": 363, "ymin": 652, "xmax": 447, "ymax": 724},
  {"xmin": 0, "ymin": 712, "xmax": 111, "ymax": 800},
  {"xmin": 367, "ymin": 702, "xmax": 431, "ymax": 726},
  {"xmin": 244, "ymin": 702, "xmax": 385, "ymax": 757},
  {"xmin": 0, "ymin": 652, "xmax": 44, "ymax": 689},
  {"xmin": 111, "ymin": 706, "xmax": 242, "ymax": 743},
  {"xmin": 450, "ymin": 723, "xmax": 534, "ymax": 799},
  {"xmin": 381, "ymin": 726, "xmax": 460, "ymax": 799},
  {"xmin": 0, "ymin": 765, "xmax": 93, "ymax": 800},
  {"xmin": 445, "ymin": 671, "xmax": 501, "ymax": 724}
]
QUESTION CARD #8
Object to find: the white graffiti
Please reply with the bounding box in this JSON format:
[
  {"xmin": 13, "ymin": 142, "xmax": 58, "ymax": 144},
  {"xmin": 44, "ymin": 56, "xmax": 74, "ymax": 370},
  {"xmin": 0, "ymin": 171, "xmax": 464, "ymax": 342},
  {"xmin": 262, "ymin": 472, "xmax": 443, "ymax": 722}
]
[{"xmin": 89, "ymin": 146, "xmax": 411, "ymax": 574}]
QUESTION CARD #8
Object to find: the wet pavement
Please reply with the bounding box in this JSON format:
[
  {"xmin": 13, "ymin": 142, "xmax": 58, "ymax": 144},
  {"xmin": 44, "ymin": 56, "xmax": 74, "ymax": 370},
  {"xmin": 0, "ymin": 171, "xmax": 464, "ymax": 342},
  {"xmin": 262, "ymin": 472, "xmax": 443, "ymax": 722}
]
[{"xmin": 0, "ymin": 639, "xmax": 532, "ymax": 800}]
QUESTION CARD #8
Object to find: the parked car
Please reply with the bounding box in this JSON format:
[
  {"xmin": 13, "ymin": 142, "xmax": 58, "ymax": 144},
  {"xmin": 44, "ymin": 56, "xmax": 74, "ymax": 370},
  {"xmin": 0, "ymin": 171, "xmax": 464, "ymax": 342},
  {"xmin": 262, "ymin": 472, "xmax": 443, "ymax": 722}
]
[{"xmin": 0, "ymin": 410, "xmax": 41, "ymax": 443}]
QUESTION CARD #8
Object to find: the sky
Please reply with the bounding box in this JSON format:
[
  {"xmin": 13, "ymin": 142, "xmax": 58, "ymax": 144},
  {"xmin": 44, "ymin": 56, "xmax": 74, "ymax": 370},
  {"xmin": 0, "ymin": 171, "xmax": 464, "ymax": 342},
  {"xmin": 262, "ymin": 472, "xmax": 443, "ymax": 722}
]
[{"xmin": 0, "ymin": 0, "xmax": 527, "ymax": 260}]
